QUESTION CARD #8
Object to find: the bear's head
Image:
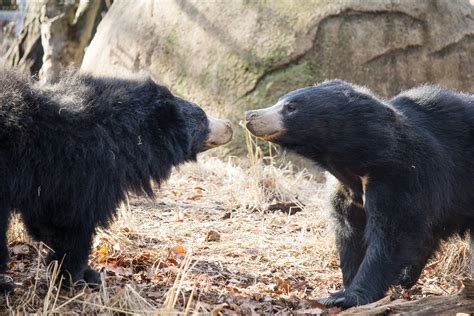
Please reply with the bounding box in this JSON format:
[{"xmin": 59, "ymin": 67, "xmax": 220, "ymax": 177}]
[
  {"xmin": 150, "ymin": 82, "xmax": 233, "ymax": 161},
  {"xmin": 174, "ymin": 96, "xmax": 233, "ymax": 155},
  {"xmin": 245, "ymin": 80, "xmax": 395, "ymax": 161}
]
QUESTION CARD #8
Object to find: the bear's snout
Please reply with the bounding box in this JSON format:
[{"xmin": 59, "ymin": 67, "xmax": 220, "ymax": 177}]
[
  {"xmin": 203, "ymin": 115, "xmax": 233, "ymax": 150},
  {"xmin": 244, "ymin": 104, "xmax": 285, "ymax": 140},
  {"xmin": 245, "ymin": 110, "xmax": 257, "ymax": 121}
]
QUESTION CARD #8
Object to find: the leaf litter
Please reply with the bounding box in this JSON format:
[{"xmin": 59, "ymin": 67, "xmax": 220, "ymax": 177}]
[{"xmin": 0, "ymin": 152, "xmax": 470, "ymax": 314}]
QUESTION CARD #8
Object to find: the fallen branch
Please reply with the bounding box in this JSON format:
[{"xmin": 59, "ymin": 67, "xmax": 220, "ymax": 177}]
[{"xmin": 341, "ymin": 279, "xmax": 474, "ymax": 315}]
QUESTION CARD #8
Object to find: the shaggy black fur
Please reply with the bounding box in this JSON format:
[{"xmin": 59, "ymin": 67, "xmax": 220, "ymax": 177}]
[
  {"xmin": 0, "ymin": 68, "xmax": 211, "ymax": 291},
  {"xmin": 258, "ymin": 80, "xmax": 474, "ymax": 308}
]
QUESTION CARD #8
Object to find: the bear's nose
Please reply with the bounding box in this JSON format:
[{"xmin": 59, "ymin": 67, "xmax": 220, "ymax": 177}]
[
  {"xmin": 223, "ymin": 119, "xmax": 233, "ymax": 130},
  {"xmin": 245, "ymin": 110, "xmax": 257, "ymax": 121}
]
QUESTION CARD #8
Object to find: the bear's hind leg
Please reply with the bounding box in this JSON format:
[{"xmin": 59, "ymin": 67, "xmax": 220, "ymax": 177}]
[
  {"xmin": 321, "ymin": 188, "xmax": 366, "ymax": 306},
  {"xmin": 46, "ymin": 226, "xmax": 99, "ymax": 287},
  {"xmin": 0, "ymin": 207, "xmax": 13, "ymax": 294},
  {"xmin": 323, "ymin": 184, "xmax": 432, "ymax": 308}
]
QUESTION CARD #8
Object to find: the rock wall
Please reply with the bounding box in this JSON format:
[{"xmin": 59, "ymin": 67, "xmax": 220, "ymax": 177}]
[{"xmin": 82, "ymin": 0, "xmax": 474, "ymax": 153}]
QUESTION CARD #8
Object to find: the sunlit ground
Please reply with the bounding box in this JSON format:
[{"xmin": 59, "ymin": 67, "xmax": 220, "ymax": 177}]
[{"xmin": 1, "ymin": 144, "xmax": 469, "ymax": 314}]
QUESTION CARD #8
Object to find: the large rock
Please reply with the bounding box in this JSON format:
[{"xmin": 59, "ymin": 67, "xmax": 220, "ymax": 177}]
[{"xmin": 82, "ymin": 0, "xmax": 474, "ymax": 153}]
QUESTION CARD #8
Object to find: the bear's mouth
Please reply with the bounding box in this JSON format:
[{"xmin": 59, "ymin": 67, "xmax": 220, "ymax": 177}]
[
  {"xmin": 245, "ymin": 121, "xmax": 285, "ymax": 141},
  {"xmin": 202, "ymin": 115, "xmax": 233, "ymax": 151},
  {"xmin": 259, "ymin": 131, "xmax": 284, "ymax": 141}
]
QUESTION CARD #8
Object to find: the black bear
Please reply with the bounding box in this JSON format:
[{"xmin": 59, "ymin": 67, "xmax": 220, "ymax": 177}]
[
  {"xmin": 0, "ymin": 68, "xmax": 233, "ymax": 292},
  {"xmin": 245, "ymin": 80, "xmax": 474, "ymax": 308}
]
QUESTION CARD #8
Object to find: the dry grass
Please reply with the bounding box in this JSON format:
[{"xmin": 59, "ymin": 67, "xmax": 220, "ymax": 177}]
[{"xmin": 0, "ymin": 131, "xmax": 471, "ymax": 314}]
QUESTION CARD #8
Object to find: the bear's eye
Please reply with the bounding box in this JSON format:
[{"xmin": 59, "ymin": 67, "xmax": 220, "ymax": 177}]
[{"xmin": 285, "ymin": 103, "xmax": 297, "ymax": 113}]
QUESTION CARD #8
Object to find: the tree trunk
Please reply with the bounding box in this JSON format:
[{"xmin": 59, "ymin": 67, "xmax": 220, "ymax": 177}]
[
  {"xmin": 4, "ymin": 0, "xmax": 107, "ymax": 80},
  {"xmin": 4, "ymin": 1, "xmax": 43, "ymax": 75},
  {"xmin": 39, "ymin": 0, "xmax": 102, "ymax": 83}
]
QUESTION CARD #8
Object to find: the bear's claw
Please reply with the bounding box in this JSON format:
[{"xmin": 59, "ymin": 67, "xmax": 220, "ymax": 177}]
[
  {"xmin": 83, "ymin": 266, "xmax": 101, "ymax": 286},
  {"xmin": 319, "ymin": 290, "xmax": 346, "ymax": 307},
  {"xmin": 319, "ymin": 289, "xmax": 369, "ymax": 309}
]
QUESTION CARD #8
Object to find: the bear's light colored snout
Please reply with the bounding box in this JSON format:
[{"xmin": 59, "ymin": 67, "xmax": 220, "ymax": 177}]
[
  {"xmin": 245, "ymin": 101, "xmax": 285, "ymax": 140},
  {"xmin": 204, "ymin": 115, "xmax": 233, "ymax": 149}
]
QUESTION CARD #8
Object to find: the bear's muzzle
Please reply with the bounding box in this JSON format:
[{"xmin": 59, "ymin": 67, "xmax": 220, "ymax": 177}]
[
  {"xmin": 203, "ymin": 115, "xmax": 233, "ymax": 149},
  {"xmin": 245, "ymin": 101, "xmax": 285, "ymax": 140}
]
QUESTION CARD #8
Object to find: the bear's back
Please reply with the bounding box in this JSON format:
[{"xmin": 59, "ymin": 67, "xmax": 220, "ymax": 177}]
[
  {"xmin": 389, "ymin": 86, "xmax": 474, "ymax": 143},
  {"xmin": 391, "ymin": 85, "xmax": 473, "ymax": 117},
  {"xmin": 0, "ymin": 68, "xmax": 33, "ymax": 109}
]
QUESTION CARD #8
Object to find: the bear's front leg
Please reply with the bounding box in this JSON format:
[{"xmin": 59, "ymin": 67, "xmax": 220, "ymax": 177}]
[
  {"xmin": 331, "ymin": 186, "xmax": 367, "ymax": 287},
  {"xmin": 396, "ymin": 239, "xmax": 437, "ymax": 289}
]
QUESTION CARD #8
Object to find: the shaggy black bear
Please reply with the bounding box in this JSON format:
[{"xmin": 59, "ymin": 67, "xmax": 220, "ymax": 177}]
[
  {"xmin": 245, "ymin": 80, "xmax": 474, "ymax": 308},
  {"xmin": 0, "ymin": 68, "xmax": 233, "ymax": 292}
]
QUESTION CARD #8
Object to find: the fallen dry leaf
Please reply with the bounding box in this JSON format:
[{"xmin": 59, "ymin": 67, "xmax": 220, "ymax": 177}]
[
  {"xmin": 194, "ymin": 186, "xmax": 205, "ymax": 194},
  {"xmin": 105, "ymin": 263, "xmax": 133, "ymax": 277},
  {"xmin": 211, "ymin": 303, "xmax": 227, "ymax": 316},
  {"xmin": 302, "ymin": 299, "xmax": 326, "ymax": 309},
  {"xmin": 206, "ymin": 230, "xmax": 221, "ymax": 242},
  {"xmin": 187, "ymin": 194, "xmax": 203, "ymax": 201},
  {"xmin": 98, "ymin": 245, "xmax": 108, "ymax": 263},
  {"xmin": 292, "ymin": 280, "xmax": 310, "ymax": 291},
  {"xmin": 274, "ymin": 277, "xmax": 291, "ymax": 294},
  {"xmin": 137, "ymin": 251, "xmax": 151, "ymax": 261},
  {"xmin": 170, "ymin": 244, "xmax": 186, "ymax": 255},
  {"xmin": 176, "ymin": 210, "xmax": 191, "ymax": 222},
  {"xmin": 166, "ymin": 257, "xmax": 179, "ymax": 266},
  {"xmin": 11, "ymin": 261, "xmax": 26, "ymax": 272},
  {"xmin": 171, "ymin": 190, "xmax": 182, "ymax": 197}
]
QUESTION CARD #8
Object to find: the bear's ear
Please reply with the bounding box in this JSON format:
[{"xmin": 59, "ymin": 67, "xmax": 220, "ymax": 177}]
[
  {"xmin": 153, "ymin": 99, "xmax": 184, "ymax": 130},
  {"xmin": 146, "ymin": 76, "xmax": 174, "ymax": 100}
]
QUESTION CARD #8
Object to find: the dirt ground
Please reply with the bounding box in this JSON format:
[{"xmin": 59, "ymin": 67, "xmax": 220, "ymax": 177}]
[{"xmin": 0, "ymin": 142, "xmax": 470, "ymax": 314}]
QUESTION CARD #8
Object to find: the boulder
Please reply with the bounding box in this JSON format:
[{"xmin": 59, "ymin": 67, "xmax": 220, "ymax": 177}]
[{"xmin": 82, "ymin": 0, "xmax": 474, "ymax": 153}]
